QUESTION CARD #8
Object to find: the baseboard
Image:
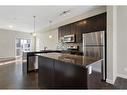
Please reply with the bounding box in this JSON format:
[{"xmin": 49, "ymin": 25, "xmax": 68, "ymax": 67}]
[
  {"xmin": 106, "ymin": 79, "xmax": 114, "ymax": 84},
  {"xmin": 0, "ymin": 57, "xmax": 15, "ymax": 63},
  {"xmin": 106, "ymin": 78, "xmax": 116, "ymax": 84},
  {"xmin": 117, "ymin": 73, "xmax": 127, "ymax": 79}
]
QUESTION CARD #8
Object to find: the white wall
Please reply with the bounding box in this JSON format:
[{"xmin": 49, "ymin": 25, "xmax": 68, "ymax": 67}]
[
  {"xmin": 117, "ymin": 6, "xmax": 127, "ymax": 79},
  {"xmin": 106, "ymin": 6, "xmax": 127, "ymax": 84},
  {"xmin": 106, "ymin": 6, "xmax": 117, "ymax": 84},
  {"xmin": 0, "ymin": 29, "xmax": 34, "ymax": 58},
  {"xmin": 36, "ymin": 29, "xmax": 58, "ymax": 50}
]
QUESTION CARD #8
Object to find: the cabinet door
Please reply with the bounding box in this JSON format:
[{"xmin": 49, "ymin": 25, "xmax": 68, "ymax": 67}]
[
  {"xmin": 54, "ymin": 60, "xmax": 88, "ymax": 89},
  {"xmin": 58, "ymin": 26, "xmax": 65, "ymax": 39},
  {"xmin": 58, "ymin": 22, "xmax": 83, "ymax": 43},
  {"xmin": 58, "ymin": 24, "xmax": 72, "ymax": 38},
  {"xmin": 38, "ymin": 56, "xmax": 54, "ymax": 88},
  {"xmin": 65, "ymin": 24, "xmax": 71, "ymax": 35},
  {"xmin": 73, "ymin": 23, "xmax": 82, "ymax": 43},
  {"xmin": 96, "ymin": 13, "xmax": 106, "ymax": 31},
  {"xmin": 80, "ymin": 13, "xmax": 106, "ymax": 33},
  {"xmin": 80, "ymin": 18, "xmax": 94, "ymax": 33},
  {"xmin": 58, "ymin": 27, "xmax": 62, "ymax": 39}
]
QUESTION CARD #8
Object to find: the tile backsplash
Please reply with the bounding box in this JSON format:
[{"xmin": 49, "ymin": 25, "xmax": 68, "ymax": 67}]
[{"xmin": 56, "ymin": 40, "xmax": 83, "ymax": 52}]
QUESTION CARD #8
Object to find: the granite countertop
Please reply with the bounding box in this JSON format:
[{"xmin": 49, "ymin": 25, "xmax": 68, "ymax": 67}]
[
  {"xmin": 24, "ymin": 50, "xmax": 62, "ymax": 56},
  {"xmin": 25, "ymin": 50, "xmax": 83, "ymax": 56},
  {"xmin": 25, "ymin": 50, "xmax": 61, "ymax": 54},
  {"xmin": 37, "ymin": 53, "xmax": 102, "ymax": 67}
]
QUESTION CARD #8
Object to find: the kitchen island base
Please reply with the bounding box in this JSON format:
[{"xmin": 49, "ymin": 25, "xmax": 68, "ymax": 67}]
[{"xmin": 38, "ymin": 56, "xmax": 88, "ymax": 89}]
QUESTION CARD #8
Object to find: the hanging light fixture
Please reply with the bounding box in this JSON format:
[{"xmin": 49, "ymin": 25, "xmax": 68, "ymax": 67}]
[
  {"xmin": 32, "ymin": 16, "xmax": 36, "ymax": 37},
  {"xmin": 49, "ymin": 20, "xmax": 52, "ymax": 30},
  {"xmin": 48, "ymin": 20, "xmax": 53, "ymax": 38}
]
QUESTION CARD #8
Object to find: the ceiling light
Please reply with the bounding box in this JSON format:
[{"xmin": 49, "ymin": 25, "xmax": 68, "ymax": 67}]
[
  {"xmin": 9, "ymin": 25, "xmax": 13, "ymax": 28},
  {"xmin": 32, "ymin": 32, "xmax": 37, "ymax": 37},
  {"xmin": 49, "ymin": 35, "xmax": 52, "ymax": 38},
  {"xmin": 83, "ymin": 21, "xmax": 87, "ymax": 24}
]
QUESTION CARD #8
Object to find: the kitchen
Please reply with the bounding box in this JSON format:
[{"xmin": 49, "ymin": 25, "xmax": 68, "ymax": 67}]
[
  {"xmin": 0, "ymin": 5, "xmax": 126, "ymax": 90},
  {"xmin": 23, "ymin": 7, "xmax": 107, "ymax": 89},
  {"xmin": 0, "ymin": 0, "xmax": 127, "ymax": 95}
]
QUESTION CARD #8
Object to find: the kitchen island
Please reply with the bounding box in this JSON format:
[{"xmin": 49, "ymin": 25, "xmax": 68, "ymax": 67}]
[
  {"xmin": 22, "ymin": 50, "xmax": 63, "ymax": 74},
  {"xmin": 37, "ymin": 53, "xmax": 101, "ymax": 89},
  {"xmin": 23, "ymin": 50, "xmax": 83, "ymax": 74}
]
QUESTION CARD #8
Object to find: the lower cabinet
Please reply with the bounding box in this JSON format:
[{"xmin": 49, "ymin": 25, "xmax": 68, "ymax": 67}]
[
  {"xmin": 54, "ymin": 60, "xmax": 88, "ymax": 89},
  {"xmin": 38, "ymin": 56, "xmax": 88, "ymax": 89},
  {"xmin": 38, "ymin": 56, "xmax": 54, "ymax": 88}
]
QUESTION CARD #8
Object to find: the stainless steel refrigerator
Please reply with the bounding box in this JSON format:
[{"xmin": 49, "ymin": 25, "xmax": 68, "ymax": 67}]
[{"xmin": 83, "ymin": 31, "xmax": 106, "ymax": 81}]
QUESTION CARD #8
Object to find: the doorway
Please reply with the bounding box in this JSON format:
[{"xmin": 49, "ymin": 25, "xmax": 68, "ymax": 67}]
[{"xmin": 15, "ymin": 38, "xmax": 32, "ymax": 57}]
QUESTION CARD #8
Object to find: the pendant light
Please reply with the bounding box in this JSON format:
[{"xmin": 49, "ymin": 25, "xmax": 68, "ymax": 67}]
[
  {"xmin": 48, "ymin": 20, "xmax": 53, "ymax": 38},
  {"xmin": 32, "ymin": 16, "xmax": 36, "ymax": 37},
  {"xmin": 32, "ymin": 16, "xmax": 37, "ymax": 51}
]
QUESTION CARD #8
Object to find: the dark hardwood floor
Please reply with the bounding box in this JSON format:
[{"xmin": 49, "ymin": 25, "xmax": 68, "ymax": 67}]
[
  {"xmin": 0, "ymin": 58, "xmax": 126, "ymax": 89},
  {"xmin": 114, "ymin": 77, "xmax": 127, "ymax": 89},
  {"xmin": 88, "ymin": 71, "xmax": 115, "ymax": 89},
  {"xmin": 0, "ymin": 59, "xmax": 38, "ymax": 89}
]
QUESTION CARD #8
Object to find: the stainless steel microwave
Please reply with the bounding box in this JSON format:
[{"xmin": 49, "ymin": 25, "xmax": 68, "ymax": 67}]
[{"xmin": 63, "ymin": 34, "xmax": 75, "ymax": 43}]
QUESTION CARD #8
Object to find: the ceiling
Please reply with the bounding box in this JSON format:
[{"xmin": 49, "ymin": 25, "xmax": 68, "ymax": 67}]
[{"xmin": 0, "ymin": 6, "xmax": 97, "ymax": 33}]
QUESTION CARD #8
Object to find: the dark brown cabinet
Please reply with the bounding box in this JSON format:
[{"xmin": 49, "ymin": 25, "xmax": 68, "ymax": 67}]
[
  {"xmin": 58, "ymin": 12, "xmax": 106, "ymax": 43},
  {"xmin": 38, "ymin": 56, "xmax": 54, "ymax": 88},
  {"xmin": 54, "ymin": 60, "xmax": 88, "ymax": 88},
  {"xmin": 73, "ymin": 23, "xmax": 82, "ymax": 43},
  {"xmin": 58, "ymin": 23, "xmax": 81, "ymax": 43},
  {"xmin": 59, "ymin": 24, "xmax": 71, "ymax": 37},
  {"xmin": 80, "ymin": 13, "xmax": 106, "ymax": 33},
  {"xmin": 38, "ymin": 56, "xmax": 88, "ymax": 89}
]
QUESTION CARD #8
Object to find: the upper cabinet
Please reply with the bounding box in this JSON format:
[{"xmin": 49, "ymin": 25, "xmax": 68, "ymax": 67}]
[
  {"xmin": 58, "ymin": 24, "xmax": 71, "ymax": 38},
  {"xmin": 80, "ymin": 13, "xmax": 106, "ymax": 33},
  {"xmin": 58, "ymin": 12, "xmax": 106, "ymax": 43}
]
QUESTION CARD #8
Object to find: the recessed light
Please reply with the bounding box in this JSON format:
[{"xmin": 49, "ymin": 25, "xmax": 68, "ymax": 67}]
[
  {"xmin": 77, "ymin": 21, "xmax": 87, "ymax": 26},
  {"xmin": 9, "ymin": 25, "xmax": 13, "ymax": 28},
  {"xmin": 83, "ymin": 21, "xmax": 87, "ymax": 24}
]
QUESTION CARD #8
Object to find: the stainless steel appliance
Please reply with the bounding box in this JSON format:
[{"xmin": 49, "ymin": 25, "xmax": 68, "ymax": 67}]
[
  {"xmin": 22, "ymin": 52, "xmax": 38, "ymax": 74},
  {"xmin": 67, "ymin": 45, "xmax": 79, "ymax": 50},
  {"xmin": 63, "ymin": 34, "xmax": 75, "ymax": 43},
  {"xmin": 28, "ymin": 56, "xmax": 38, "ymax": 71},
  {"xmin": 83, "ymin": 31, "xmax": 106, "ymax": 81}
]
